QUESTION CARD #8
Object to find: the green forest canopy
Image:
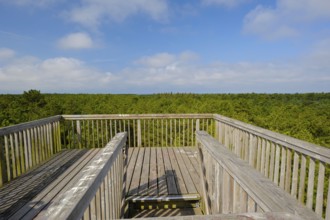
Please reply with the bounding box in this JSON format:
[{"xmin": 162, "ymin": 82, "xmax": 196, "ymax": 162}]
[{"xmin": 1, "ymin": 90, "xmax": 329, "ymax": 148}]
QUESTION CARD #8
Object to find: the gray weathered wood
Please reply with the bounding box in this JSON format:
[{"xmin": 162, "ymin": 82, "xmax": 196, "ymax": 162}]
[
  {"xmin": 196, "ymin": 131, "xmax": 321, "ymax": 220},
  {"xmin": 315, "ymin": 162, "xmax": 325, "ymax": 217},
  {"xmin": 306, "ymin": 158, "xmax": 315, "ymax": 209},
  {"xmin": 213, "ymin": 114, "xmax": 330, "ymax": 164},
  {"xmin": 36, "ymin": 132, "xmax": 127, "ymax": 220}
]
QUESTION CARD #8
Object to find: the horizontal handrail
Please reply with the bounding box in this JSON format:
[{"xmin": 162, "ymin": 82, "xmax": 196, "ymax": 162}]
[
  {"xmin": 62, "ymin": 114, "xmax": 213, "ymax": 120},
  {"xmin": 196, "ymin": 131, "xmax": 320, "ymax": 220},
  {"xmin": 38, "ymin": 132, "xmax": 127, "ymax": 219},
  {"xmin": 0, "ymin": 115, "xmax": 62, "ymax": 136}
]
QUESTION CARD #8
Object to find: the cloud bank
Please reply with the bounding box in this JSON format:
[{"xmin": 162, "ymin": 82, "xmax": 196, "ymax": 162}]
[
  {"xmin": 1, "ymin": 44, "xmax": 329, "ymax": 93},
  {"xmin": 243, "ymin": 0, "xmax": 330, "ymax": 40},
  {"xmin": 67, "ymin": 0, "xmax": 169, "ymax": 28}
]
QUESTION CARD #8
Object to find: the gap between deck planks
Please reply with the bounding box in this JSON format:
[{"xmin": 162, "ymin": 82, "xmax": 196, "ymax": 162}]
[{"xmin": 126, "ymin": 147, "xmax": 201, "ymax": 198}]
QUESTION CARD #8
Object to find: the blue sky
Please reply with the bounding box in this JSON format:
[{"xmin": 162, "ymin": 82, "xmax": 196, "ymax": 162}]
[{"xmin": 0, "ymin": 0, "xmax": 329, "ymax": 94}]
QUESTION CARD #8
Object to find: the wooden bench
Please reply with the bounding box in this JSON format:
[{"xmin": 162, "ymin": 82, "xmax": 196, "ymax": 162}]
[{"xmin": 0, "ymin": 132, "xmax": 127, "ymax": 220}]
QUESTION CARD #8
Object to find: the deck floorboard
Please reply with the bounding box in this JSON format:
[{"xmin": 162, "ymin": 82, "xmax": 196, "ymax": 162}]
[
  {"xmin": 126, "ymin": 147, "xmax": 200, "ymax": 197},
  {"xmin": 0, "ymin": 149, "xmax": 101, "ymax": 219}
]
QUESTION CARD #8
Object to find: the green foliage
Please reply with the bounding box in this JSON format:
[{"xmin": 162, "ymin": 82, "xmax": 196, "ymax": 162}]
[{"xmin": 0, "ymin": 91, "xmax": 329, "ymax": 148}]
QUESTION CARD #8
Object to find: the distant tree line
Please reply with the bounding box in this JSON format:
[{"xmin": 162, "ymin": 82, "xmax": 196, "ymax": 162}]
[{"xmin": 1, "ymin": 90, "xmax": 329, "ymax": 148}]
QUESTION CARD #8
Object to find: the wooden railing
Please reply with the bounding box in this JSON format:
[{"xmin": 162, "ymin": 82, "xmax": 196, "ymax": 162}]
[
  {"xmin": 37, "ymin": 132, "xmax": 127, "ymax": 219},
  {"xmin": 196, "ymin": 131, "xmax": 320, "ymax": 220},
  {"xmin": 62, "ymin": 114, "xmax": 214, "ymax": 148},
  {"xmin": 1, "ymin": 113, "xmax": 329, "ymax": 219},
  {"xmin": 214, "ymin": 114, "xmax": 330, "ymax": 219},
  {"xmin": 0, "ymin": 116, "xmax": 62, "ymax": 187}
]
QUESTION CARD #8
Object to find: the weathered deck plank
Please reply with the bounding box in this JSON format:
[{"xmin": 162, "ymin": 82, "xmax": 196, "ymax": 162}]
[
  {"xmin": 0, "ymin": 149, "xmax": 100, "ymax": 219},
  {"xmin": 126, "ymin": 147, "xmax": 200, "ymax": 198},
  {"xmin": 167, "ymin": 148, "xmax": 188, "ymax": 194},
  {"xmin": 10, "ymin": 149, "xmax": 101, "ymax": 219},
  {"xmin": 128, "ymin": 148, "xmax": 145, "ymax": 196},
  {"xmin": 149, "ymin": 147, "xmax": 158, "ymax": 195},
  {"xmin": 156, "ymin": 147, "xmax": 167, "ymax": 195}
]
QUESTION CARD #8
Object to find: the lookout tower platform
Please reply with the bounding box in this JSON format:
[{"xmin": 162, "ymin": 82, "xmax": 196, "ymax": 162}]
[{"xmin": 0, "ymin": 114, "xmax": 329, "ymax": 219}]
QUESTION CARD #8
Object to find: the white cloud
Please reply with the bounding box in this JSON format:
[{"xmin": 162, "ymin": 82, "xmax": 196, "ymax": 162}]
[
  {"xmin": 0, "ymin": 48, "xmax": 15, "ymax": 60},
  {"xmin": 201, "ymin": 0, "xmax": 247, "ymax": 8},
  {"xmin": 243, "ymin": 0, "xmax": 330, "ymax": 40},
  {"xmin": 57, "ymin": 32, "xmax": 95, "ymax": 50},
  {"xmin": 67, "ymin": 0, "xmax": 168, "ymax": 28}
]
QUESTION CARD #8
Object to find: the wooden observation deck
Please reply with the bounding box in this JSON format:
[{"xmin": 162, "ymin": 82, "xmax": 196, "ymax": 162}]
[{"xmin": 0, "ymin": 114, "xmax": 329, "ymax": 219}]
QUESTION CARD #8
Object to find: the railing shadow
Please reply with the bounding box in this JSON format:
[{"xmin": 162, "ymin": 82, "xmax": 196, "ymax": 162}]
[
  {"xmin": 127, "ymin": 169, "xmax": 185, "ymax": 196},
  {"xmin": 0, "ymin": 149, "xmax": 88, "ymax": 219}
]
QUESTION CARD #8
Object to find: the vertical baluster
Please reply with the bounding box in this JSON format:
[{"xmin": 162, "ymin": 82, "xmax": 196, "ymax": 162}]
[
  {"xmin": 269, "ymin": 142, "xmax": 275, "ymax": 181},
  {"xmin": 143, "ymin": 119, "xmax": 146, "ymax": 147},
  {"xmin": 260, "ymin": 139, "xmax": 266, "ymax": 174},
  {"xmin": 109, "ymin": 120, "xmax": 113, "ymax": 140},
  {"xmin": 183, "ymin": 119, "xmax": 185, "ymax": 147},
  {"xmin": 285, "ymin": 148, "xmax": 292, "ymax": 193},
  {"xmin": 137, "ymin": 119, "xmax": 141, "ymax": 147},
  {"xmin": 4, "ymin": 135, "xmax": 11, "ymax": 181},
  {"xmin": 23, "ymin": 130, "xmax": 29, "ymax": 171},
  {"xmin": 161, "ymin": 119, "xmax": 163, "ymax": 147},
  {"xmin": 222, "ymin": 170, "xmax": 230, "ymax": 214},
  {"xmin": 19, "ymin": 131, "xmax": 25, "ymax": 174},
  {"xmin": 27, "ymin": 129, "xmax": 32, "ymax": 168},
  {"xmin": 243, "ymin": 132, "xmax": 249, "ymax": 161},
  {"xmin": 191, "ymin": 119, "xmax": 194, "ymax": 146},
  {"xmin": 178, "ymin": 119, "xmax": 181, "ymax": 146},
  {"xmin": 33, "ymin": 127, "xmax": 38, "ymax": 166},
  {"xmin": 128, "ymin": 120, "xmax": 131, "ymax": 147},
  {"xmin": 71, "ymin": 120, "xmax": 75, "ymax": 149},
  {"xmin": 265, "ymin": 141, "xmax": 271, "ymax": 177},
  {"xmin": 291, "ymin": 151, "xmax": 299, "ymax": 198},
  {"xmin": 170, "ymin": 119, "xmax": 173, "ymax": 146},
  {"xmin": 315, "ymin": 161, "xmax": 325, "ymax": 217},
  {"xmin": 114, "ymin": 120, "xmax": 117, "ymax": 134},
  {"xmin": 248, "ymin": 134, "xmax": 255, "ymax": 167},
  {"xmin": 306, "ymin": 158, "xmax": 315, "ymax": 209},
  {"xmin": 187, "ymin": 118, "xmax": 190, "ymax": 146},
  {"xmin": 132, "ymin": 120, "xmax": 135, "ymax": 147},
  {"xmin": 10, "ymin": 134, "xmax": 17, "ymax": 178},
  {"xmin": 233, "ymin": 181, "xmax": 240, "ymax": 213},
  {"xmin": 166, "ymin": 119, "xmax": 168, "ymax": 147},
  {"xmin": 101, "ymin": 120, "xmax": 104, "ymax": 147},
  {"xmin": 14, "ymin": 132, "xmax": 21, "ymax": 176},
  {"xmin": 273, "ymin": 144, "xmax": 281, "ymax": 185},
  {"xmin": 279, "ymin": 146, "xmax": 287, "ymax": 189},
  {"xmin": 41, "ymin": 125, "xmax": 46, "ymax": 159},
  {"xmin": 47, "ymin": 124, "xmax": 52, "ymax": 156},
  {"xmin": 152, "ymin": 119, "xmax": 155, "ymax": 147},
  {"xmin": 298, "ymin": 154, "xmax": 307, "ymax": 203},
  {"xmin": 256, "ymin": 137, "xmax": 262, "ymax": 171},
  {"xmin": 174, "ymin": 119, "xmax": 177, "ymax": 147}
]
